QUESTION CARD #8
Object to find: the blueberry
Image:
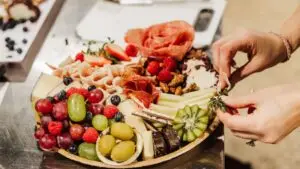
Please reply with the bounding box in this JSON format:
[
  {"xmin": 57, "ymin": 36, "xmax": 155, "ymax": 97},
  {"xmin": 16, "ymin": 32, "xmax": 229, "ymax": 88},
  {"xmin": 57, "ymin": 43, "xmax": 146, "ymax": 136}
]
[
  {"xmin": 114, "ymin": 112, "xmax": 123, "ymax": 122},
  {"xmin": 111, "ymin": 95, "xmax": 121, "ymax": 106},
  {"xmin": 57, "ymin": 90, "xmax": 67, "ymax": 100},
  {"xmin": 85, "ymin": 111, "xmax": 93, "ymax": 122},
  {"xmin": 5, "ymin": 37, "xmax": 10, "ymax": 42},
  {"xmin": 88, "ymin": 85, "xmax": 96, "ymax": 91},
  {"xmin": 23, "ymin": 27, "xmax": 28, "ymax": 32},
  {"xmin": 63, "ymin": 77, "xmax": 73, "ymax": 86},
  {"xmin": 16, "ymin": 48, "xmax": 23, "ymax": 54},
  {"xmin": 22, "ymin": 39, "xmax": 27, "ymax": 44},
  {"xmin": 46, "ymin": 96, "xmax": 55, "ymax": 103},
  {"xmin": 68, "ymin": 144, "xmax": 78, "ymax": 154}
]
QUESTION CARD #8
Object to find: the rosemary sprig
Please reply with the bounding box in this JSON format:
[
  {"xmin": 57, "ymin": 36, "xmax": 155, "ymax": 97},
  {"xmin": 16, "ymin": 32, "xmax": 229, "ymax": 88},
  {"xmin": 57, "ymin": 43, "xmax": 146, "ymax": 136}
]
[{"xmin": 208, "ymin": 88, "xmax": 256, "ymax": 147}]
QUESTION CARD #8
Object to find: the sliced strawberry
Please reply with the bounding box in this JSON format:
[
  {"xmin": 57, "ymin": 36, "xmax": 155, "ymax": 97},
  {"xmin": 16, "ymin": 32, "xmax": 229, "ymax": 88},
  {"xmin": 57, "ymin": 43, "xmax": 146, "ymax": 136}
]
[
  {"xmin": 125, "ymin": 44, "xmax": 138, "ymax": 57},
  {"xmin": 85, "ymin": 55, "xmax": 112, "ymax": 67},
  {"xmin": 105, "ymin": 44, "xmax": 131, "ymax": 61},
  {"xmin": 75, "ymin": 52, "xmax": 84, "ymax": 62}
]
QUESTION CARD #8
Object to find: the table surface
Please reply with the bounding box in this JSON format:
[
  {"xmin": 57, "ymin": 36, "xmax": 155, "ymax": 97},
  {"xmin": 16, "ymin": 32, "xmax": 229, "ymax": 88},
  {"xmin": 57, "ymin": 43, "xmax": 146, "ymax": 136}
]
[{"xmin": 0, "ymin": 0, "xmax": 224, "ymax": 168}]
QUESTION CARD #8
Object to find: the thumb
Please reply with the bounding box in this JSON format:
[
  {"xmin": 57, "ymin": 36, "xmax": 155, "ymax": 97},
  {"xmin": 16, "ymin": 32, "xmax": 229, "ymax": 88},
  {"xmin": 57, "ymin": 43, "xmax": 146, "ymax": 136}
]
[{"xmin": 222, "ymin": 95, "xmax": 256, "ymax": 109}]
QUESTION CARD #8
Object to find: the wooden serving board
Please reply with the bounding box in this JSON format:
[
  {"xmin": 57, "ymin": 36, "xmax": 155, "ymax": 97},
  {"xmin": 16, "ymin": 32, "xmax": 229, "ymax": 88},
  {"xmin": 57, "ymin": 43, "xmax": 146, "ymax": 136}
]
[{"xmin": 31, "ymin": 73, "xmax": 220, "ymax": 168}]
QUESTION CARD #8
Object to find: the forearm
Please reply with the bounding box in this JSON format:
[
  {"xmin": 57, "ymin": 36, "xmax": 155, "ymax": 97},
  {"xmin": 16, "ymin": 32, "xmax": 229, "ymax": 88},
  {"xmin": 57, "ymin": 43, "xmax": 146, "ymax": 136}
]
[{"xmin": 280, "ymin": 5, "xmax": 300, "ymax": 53}]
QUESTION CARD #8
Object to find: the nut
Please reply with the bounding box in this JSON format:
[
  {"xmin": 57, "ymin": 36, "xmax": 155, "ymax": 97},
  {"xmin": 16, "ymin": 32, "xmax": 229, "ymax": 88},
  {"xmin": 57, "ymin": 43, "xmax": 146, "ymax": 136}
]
[
  {"xmin": 186, "ymin": 49, "xmax": 205, "ymax": 59},
  {"xmin": 159, "ymin": 82, "xmax": 169, "ymax": 93},
  {"xmin": 175, "ymin": 86, "xmax": 183, "ymax": 95},
  {"xmin": 168, "ymin": 74, "xmax": 184, "ymax": 87},
  {"xmin": 183, "ymin": 83, "xmax": 199, "ymax": 93}
]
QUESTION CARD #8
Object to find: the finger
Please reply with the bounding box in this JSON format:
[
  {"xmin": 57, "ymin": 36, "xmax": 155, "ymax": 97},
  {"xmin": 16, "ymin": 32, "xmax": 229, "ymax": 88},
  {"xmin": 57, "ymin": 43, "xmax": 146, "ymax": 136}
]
[
  {"xmin": 217, "ymin": 110, "xmax": 257, "ymax": 132},
  {"xmin": 212, "ymin": 36, "xmax": 232, "ymax": 72},
  {"xmin": 230, "ymin": 56, "xmax": 263, "ymax": 85},
  {"xmin": 231, "ymin": 130, "xmax": 261, "ymax": 140},
  {"xmin": 221, "ymin": 96, "xmax": 257, "ymax": 109}
]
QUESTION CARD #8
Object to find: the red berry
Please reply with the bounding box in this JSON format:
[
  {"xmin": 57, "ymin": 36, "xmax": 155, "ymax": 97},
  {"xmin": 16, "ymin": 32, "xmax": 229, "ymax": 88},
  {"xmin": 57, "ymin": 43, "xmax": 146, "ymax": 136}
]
[
  {"xmin": 82, "ymin": 127, "xmax": 99, "ymax": 143},
  {"xmin": 48, "ymin": 121, "xmax": 63, "ymax": 136},
  {"xmin": 52, "ymin": 101, "xmax": 68, "ymax": 121},
  {"xmin": 103, "ymin": 105, "xmax": 119, "ymax": 119},
  {"xmin": 75, "ymin": 52, "xmax": 84, "ymax": 62},
  {"xmin": 147, "ymin": 61, "xmax": 160, "ymax": 76},
  {"xmin": 78, "ymin": 88, "xmax": 89, "ymax": 98},
  {"xmin": 35, "ymin": 99, "xmax": 53, "ymax": 114},
  {"xmin": 163, "ymin": 57, "xmax": 177, "ymax": 71},
  {"xmin": 87, "ymin": 89, "xmax": 103, "ymax": 103},
  {"xmin": 69, "ymin": 124, "xmax": 85, "ymax": 141},
  {"xmin": 34, "ymin": 127, "xmax": 45, "ymax": 139},
  {"xmin": 89, "ymin": 103, "xmax": 104, "ymax": 115},
  {"xmin": 125, "ymin": 44, "xmax": 138, "ymax": 57},
  {"xmin": 66, "ymin": 87, "xmax": 78, "ymax": 98},
  {"xmin": 157, "ymin": 69, "xmax": 173, "ymax": 83},
  {"xmin": 39, "ymin": 134, "xmax": 57, "ymax": 150}
]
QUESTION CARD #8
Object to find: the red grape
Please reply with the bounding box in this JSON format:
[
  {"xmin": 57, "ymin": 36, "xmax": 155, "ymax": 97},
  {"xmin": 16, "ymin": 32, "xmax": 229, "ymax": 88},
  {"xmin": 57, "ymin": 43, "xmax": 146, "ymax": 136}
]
[
  {"xmin": 40, "ymin": 115, "xmax": 53, "ymax": 129},
  {"xmin": 57, "ymin": 132, "xmax": 73, "ymax": 149},
  {"xmin": 39, "ymin": 134, "xmax": 57, "ymax": 150},
  {"xmin": 35, "ymin": 99, "xmax": 53, "ymax": 114},
  {"xmin": 87, "ymin": 89, "xmax": 103, "ymax": 103},
  {"xmin": 69, "ymin": 124, "xmax": 84, "ymax": 141},
  {"xmin": 88, "ymin": 103, "xmax": 104, "ymax": 115},
  {"xmin": 34, "ymin": 127, "xmax": 45, "ymax": 139},
  {"xmin": 52, "ymin": 101, "xmax": 68, "ymax": 121}
]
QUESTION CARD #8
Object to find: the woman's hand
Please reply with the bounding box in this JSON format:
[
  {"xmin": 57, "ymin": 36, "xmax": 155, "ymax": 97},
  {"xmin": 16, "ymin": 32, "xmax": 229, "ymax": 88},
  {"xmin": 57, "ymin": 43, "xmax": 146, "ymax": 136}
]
[
  {"xmin": 212, "ymin": 29, "xmax": 287, "ymax": 89},
  {"xmin": 217, "ymin": 83, "xmax": 300, "ymax": 144}
]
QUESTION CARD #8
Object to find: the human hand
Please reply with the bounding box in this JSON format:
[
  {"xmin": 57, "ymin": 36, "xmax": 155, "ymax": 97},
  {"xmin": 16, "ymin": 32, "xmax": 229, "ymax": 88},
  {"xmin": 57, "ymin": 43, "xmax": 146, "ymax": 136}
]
[
  {"xmin": 217, "ymin": 83, "xmax": 300, "ymax": 144},
  {"xmin": 212, "ymin": 29, "xmax": 287, "ymax": 89}
]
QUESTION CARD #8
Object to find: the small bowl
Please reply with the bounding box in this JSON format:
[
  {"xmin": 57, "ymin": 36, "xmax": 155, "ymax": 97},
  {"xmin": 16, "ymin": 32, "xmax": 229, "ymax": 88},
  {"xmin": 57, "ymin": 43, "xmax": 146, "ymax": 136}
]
[{"xmin": 96, "ymin": 128, "xmax": 143, "ymax": 166}]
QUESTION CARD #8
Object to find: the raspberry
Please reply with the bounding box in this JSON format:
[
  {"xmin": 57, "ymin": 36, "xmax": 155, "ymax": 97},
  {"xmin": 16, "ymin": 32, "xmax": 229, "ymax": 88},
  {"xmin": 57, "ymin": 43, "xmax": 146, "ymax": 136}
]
[
  {"xmin": 75, "ymin": 52, "xmax": 84, "ymax": 62},
  {"xmin": 82, "ymin": 127, "xmax": 99, "ymax": 143},
  {"xmin": 48, "ymin": 121, "xmax": 63, "ymax": 136},
  {"xmin": 163, "ymin": 57, "xmax": 177, "ymax": 71},
  {"xmin": 78, "ymin": 88, "xmax": 89, "ymax": 98},
  {"xmin": 147, "ymin": 61, "xmax": 160, "ymax": 76},
  {"xmin": 125, "ymin": 44, "xmax": 138, "ymax": 57},
  {"xmin": 103, "ymin": 105, "xmax": 119, "ymax": 119},
  {"xmin": 157, "ymin": 69, "xmax": 173, "ymax": 83}
]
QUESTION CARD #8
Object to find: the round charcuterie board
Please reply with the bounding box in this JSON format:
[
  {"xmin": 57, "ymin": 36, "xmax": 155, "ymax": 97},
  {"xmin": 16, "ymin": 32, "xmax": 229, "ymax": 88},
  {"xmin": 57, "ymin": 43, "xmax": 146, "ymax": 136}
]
[{"xmin": 31, "ymin": 21, "xmax": 224, "ymax": 168}]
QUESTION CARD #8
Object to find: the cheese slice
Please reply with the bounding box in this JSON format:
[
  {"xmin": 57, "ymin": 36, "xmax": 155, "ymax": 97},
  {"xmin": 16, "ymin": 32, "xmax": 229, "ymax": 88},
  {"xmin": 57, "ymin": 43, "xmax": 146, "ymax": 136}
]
[
  {"xmin": 31, "ymin": 73, "xmax": 62, "ymax": 100},
  {"xmin": 142, "ymin": 131, "xmax": 154, "ymax": 160}
]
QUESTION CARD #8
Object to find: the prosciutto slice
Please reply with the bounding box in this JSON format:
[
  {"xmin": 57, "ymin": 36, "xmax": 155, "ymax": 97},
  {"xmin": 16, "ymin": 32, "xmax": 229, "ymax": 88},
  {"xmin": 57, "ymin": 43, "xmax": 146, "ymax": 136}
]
[
  {"xmin": 125, "ymin": 20, "xmax": 195, "ymax": 61},
  {"xmin": 121, "ymin": 75, "xmax": 159, "ymax": 108}
]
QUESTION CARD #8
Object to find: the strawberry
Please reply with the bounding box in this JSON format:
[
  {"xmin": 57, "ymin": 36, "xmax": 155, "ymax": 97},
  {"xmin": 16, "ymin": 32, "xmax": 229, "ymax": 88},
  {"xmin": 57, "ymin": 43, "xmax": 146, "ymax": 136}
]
[
  {"xmin": 103, "ymin": 105, "xmax": 119, "ymax": 119},
  {"xmin": 157, "ymin": 69, "xmax": 173, "ymax": 83},
  {"xmin": 48, "ymin": 121, "xmax": 63, "ymax": 136},
  {"xmin": 85, "ymin": 55, "xmax": 112, "ymax": 67},
  {"xmin": 125, "ymin": 44, "xmax": 138, "ymax": 57},
  {"xmin": 163, "ymin": 57, "xmax": 177, "ymax": 71},
  {"xmin": 75, "ymin": 52, "xmax": 84, "ymax": 62},
  {"xmin": 78, "ymin": 88, "xmax": 89, "ymax": 98},
  {"xmin": 147, "ymin": 61, "xmax": 160, "ymax": 76},
  {"xmin": 66, "ymin": 87, "xmax": 79, "ymax": 98},
  {"xmin": 82, "ymin": 127, "xmax": 99, "ymax": 143},
  {"xmin": 105, "ymin": 43, "xmax": 131, "ymax": 61}
]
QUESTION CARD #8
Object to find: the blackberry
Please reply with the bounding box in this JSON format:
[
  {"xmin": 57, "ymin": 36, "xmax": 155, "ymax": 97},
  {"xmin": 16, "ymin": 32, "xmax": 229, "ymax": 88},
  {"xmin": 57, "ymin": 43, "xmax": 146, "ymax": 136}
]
[
  {"xmin": 114, "ymin": 112, "xmax": 123, "ymax": 122},
  {"xmin": 110, "ymin": 95, "xmax": 121, "ymax": 106},
  {"xmin": 46, "ymin": 96, "xmax": 55, "ymax": 103},
  {"xmin": 85, "ymin": 111, "xmax": 93, "ymax": 122},
  {"xmin": 63, "ymin": 77, "xmax": 73, "ymax": 86},
  {"xmin": 68, "ymin": 144, "xmax": 78, "ymax": 154},
  {"xmin": 88, "ymin": 85, "xmax": 96, "ymax": 91},
  {"xmin": 57, "ymin": 90, "xmax": 67, "ymax": 100}
]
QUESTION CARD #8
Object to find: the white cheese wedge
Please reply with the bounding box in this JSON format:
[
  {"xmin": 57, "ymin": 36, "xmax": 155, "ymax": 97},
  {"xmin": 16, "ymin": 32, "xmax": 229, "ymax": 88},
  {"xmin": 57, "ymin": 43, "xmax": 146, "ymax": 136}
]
[
  {"xmin": 142, "ymin": 131, "xmax": 154, "ymax": 160},
  {"xmin": 31, "ymin": 73, "xmax": 62, "ymax": 100}
]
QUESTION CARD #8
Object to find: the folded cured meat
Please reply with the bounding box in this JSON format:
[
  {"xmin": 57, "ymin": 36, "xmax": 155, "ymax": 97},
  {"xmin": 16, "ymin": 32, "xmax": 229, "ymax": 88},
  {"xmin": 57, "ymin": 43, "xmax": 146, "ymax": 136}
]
[{"xmin": 125, "ymin": 20, "xmax": 195, "ymax": 61}]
